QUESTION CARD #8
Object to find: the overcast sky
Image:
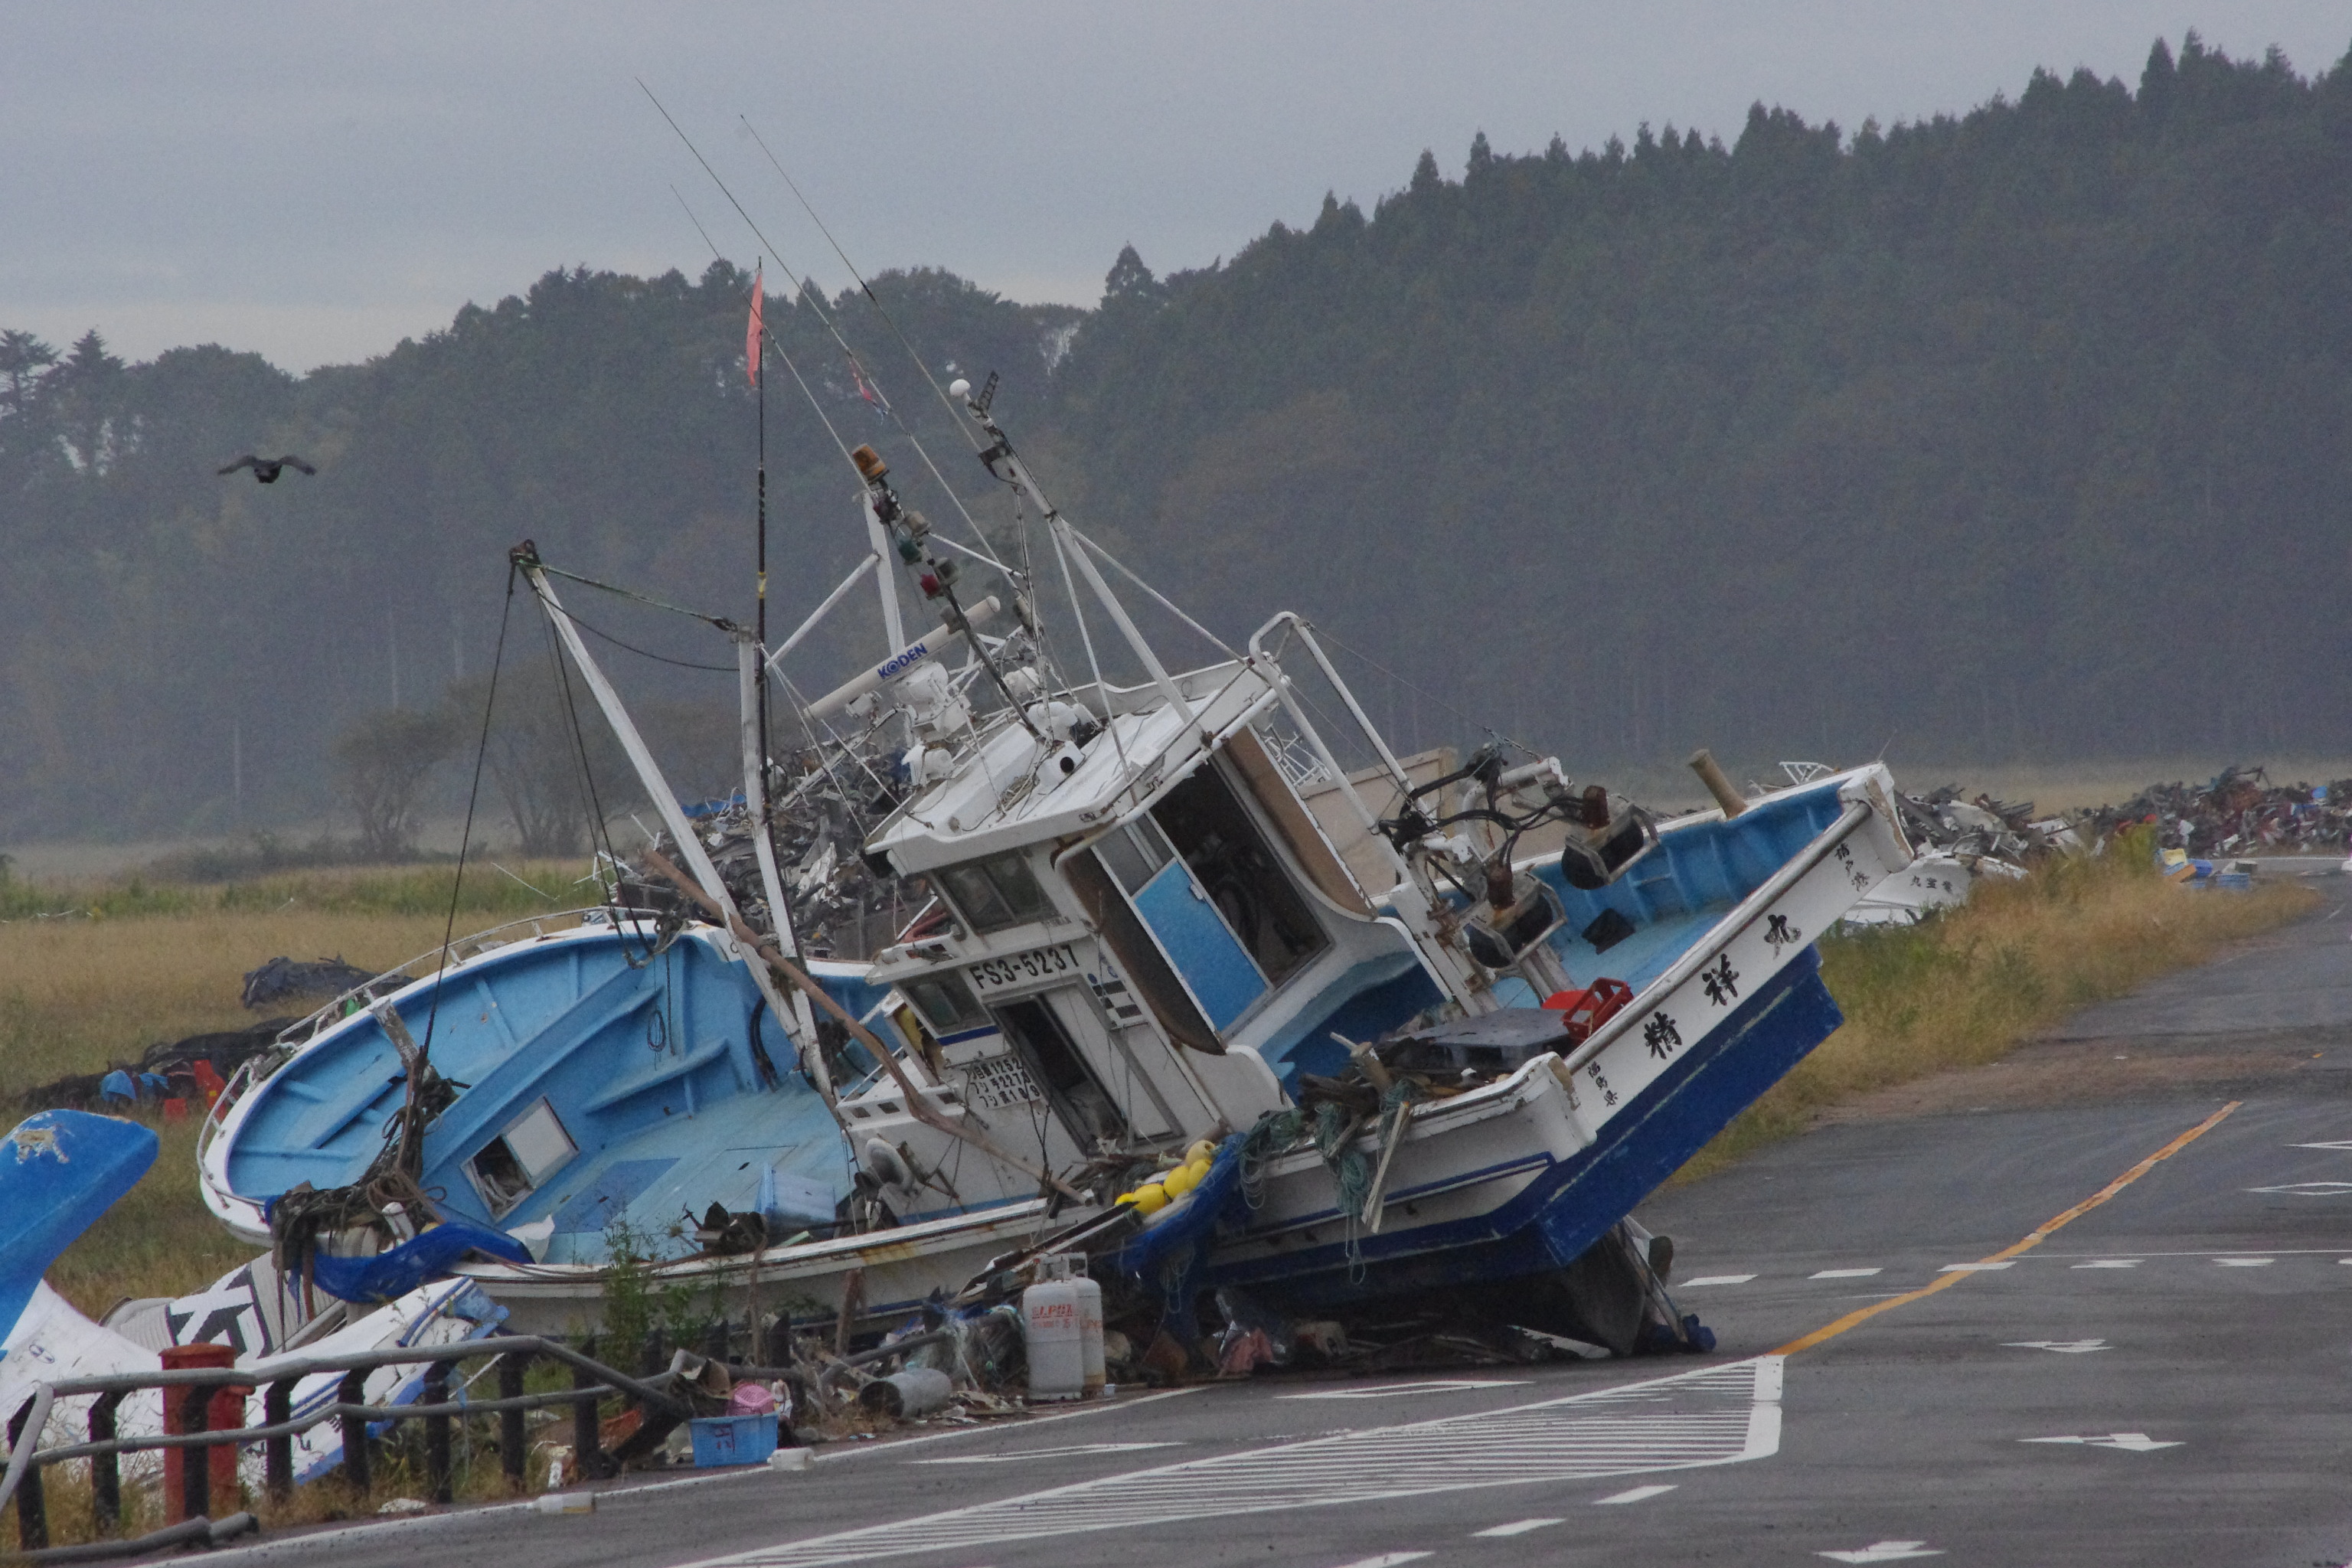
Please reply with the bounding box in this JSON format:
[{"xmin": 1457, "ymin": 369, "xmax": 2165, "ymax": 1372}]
[{"xmin": 5, "ymin": 4, "xmax": 2345, "ymax": 373}]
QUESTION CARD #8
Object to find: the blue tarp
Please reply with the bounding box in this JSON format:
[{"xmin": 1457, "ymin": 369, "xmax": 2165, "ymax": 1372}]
[{"xmin": 303, "ymin": 1220, "xmax": 534, "ymax": 1306}]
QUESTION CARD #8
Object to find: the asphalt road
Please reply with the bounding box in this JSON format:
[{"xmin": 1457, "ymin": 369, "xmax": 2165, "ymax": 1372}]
[{"xmin": 211, "ymin": 874, "xmax": 2352, "ymax": 1568}]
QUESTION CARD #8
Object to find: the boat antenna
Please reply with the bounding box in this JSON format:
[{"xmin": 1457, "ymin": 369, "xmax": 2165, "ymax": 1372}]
[
  {"xmin": 750, "ymin": 259, "xmax": 774, "ymax": 869},
  {"xmin": 739, "ymin": 118, "xmax": 988, "ymax": 456},
  {"xmin": 668, "ymin": 183, "xmax": 724, "ymax": 263},
  {"xmin": 852, "ymin": 443, "xmax": 1044, "ymax": 743},
  {"xmin": 637, "ymin": 83, "xmax": 1007, "ymax": 576}
]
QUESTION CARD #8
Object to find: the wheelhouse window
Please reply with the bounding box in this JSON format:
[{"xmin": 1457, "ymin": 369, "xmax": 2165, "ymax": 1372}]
[
  {"xmin": 1151, "ymin": 764, "xmax": 1330, "ymax": 985},
  {"xmin": 904, "ymin": 969, "xmax": 987, "ymax": 1035},
  {"xmin": 1093, "ymin": 815, "xmax": 1174, "ymax": 896},
  {"xmin": 936, "ymin": 851, "xmax": 1057, "ymax": 934}
]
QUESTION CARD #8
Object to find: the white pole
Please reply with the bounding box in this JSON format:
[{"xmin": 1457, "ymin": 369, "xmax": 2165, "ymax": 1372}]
[
  {"xmin": 739, "ymin": 633, "xmax": 822, "ymax": 1081},
  {"xmin": 518, "ymin": 560, "xmax": 814, "ymax": 1062},
  {"xmin": 764, "ymin": 554, "xmax": 879, "ymax": 675},
  {"xmin": 862, "ymin": 493, "xmax": 908, "ymax": 654}
]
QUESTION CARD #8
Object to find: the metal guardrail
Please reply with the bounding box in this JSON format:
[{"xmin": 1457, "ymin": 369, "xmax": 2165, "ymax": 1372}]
[{"xmin": 0, "ymin": 1334, "xmax": 691, "ymax": 1555}]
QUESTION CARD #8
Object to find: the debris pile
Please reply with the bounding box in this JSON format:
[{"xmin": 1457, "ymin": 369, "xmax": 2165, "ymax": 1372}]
[
  {"xmin": 239, "ymin": 955, "xmax": 384, "ymax": 1011},
  {"xmin": 2079, "ymin": 766, "xmax": 2350, "ymax": 857},
  {"xmin": 622, "ymin": 760, "xmax": 924, "ymax": 960},
  {"xmin": 1892, "ymin": 787, "xmax": 2079, "ymax": 869},
  {"xmin": 14, "ymin": 1020, "xmax": 289, "ymax": 1114}
]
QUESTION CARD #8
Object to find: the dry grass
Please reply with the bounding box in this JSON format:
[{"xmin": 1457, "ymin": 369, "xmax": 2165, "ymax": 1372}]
[
  {"xmin": 1677, "ymin": 833, "xmax": 2320, "ymax": 1181},
  {"xmin": 0, "ymin": 910, "xmax": 458, "ymax": 1100}
]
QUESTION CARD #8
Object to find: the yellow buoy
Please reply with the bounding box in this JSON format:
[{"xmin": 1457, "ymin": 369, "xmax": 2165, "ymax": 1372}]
[
  {"xmin": 1184, "ymin": 1139, "xmax": 1218, "ymax": 1167},
  {"xmin": 1162, "ymin": 1164, "xmax": 1200, "ymax": 1197},
  {"xmin": 1132, "ymin": 1184, "xmax": 1168, "ymax": 1215}
]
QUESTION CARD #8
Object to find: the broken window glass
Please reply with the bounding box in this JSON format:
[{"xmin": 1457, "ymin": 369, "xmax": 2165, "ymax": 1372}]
[{"xmin": 937, "ymin": 851, "xmax": 1057, "ymax": 933}]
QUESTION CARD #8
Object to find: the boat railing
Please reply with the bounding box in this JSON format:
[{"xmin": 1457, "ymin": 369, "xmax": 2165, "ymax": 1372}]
[
  {"xmin": 0, "ymin": 1333, "xmax": 694, "ymax": 1553},
  {"xmin": 1246, "ymin": 611, "xmax": 1419, "ymax": 891}
]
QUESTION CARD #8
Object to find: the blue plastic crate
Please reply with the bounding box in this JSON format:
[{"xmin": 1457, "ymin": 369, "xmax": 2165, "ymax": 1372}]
[{"xmin": 689, "ymin": 1413, "xmax": 779, "ymax": 1468}]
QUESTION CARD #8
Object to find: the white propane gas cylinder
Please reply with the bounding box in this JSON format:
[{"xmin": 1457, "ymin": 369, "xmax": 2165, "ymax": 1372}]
[
  {"xmin": 1073, "ymin": 1271, "xmax": 1106, "ymax": 1395},
  {"xmin": 1022, "ymin": 1269, "xmax": 1088, "ymax": 1402}
]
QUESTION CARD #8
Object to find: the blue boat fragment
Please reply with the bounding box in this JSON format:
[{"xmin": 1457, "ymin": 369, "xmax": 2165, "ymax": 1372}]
[{"xmin": 0, "ymin": 1111, "xmax": 157, "ymax": 1351}]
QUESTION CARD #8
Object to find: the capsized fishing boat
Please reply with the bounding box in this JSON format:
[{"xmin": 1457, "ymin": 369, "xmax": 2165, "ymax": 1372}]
[
  {"xmin": 198, "ymin": 913, "xmax": 887, "ymax": 1272},
  {"xmin": 446, "ymin": 387, "xmax": 1915, "ymax": 1348}
]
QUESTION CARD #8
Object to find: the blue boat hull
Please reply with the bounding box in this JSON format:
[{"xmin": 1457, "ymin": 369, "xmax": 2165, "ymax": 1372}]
[
  {"xmin": 1205, "ymin": 945, "xmax": 1841, "ymax": 1311},
  {"xmin": 205, "ymin": 924, "xmax": 881, "ymax": 1269}
]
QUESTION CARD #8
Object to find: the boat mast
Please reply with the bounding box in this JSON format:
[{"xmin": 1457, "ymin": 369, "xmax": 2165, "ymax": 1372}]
[
  {"xmin": 743, "ymin": 268, "xmax": 824, "ymax": 1074},
  {"xmin": 737, "ymin": 631, "xmax": 819, "ymax": 1061}
]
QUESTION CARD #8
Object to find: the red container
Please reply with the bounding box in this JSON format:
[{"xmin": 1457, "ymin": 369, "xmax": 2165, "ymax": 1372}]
[
  {"xmin": 1541, "ymin": 977, "xmax": 1635, "ymax": 1044},
  {"xmin": 159, "ymin": 1342, "xmax": 247, "ymax": 1519}
]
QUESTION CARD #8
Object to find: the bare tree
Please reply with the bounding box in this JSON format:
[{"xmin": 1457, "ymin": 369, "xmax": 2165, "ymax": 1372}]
[
  {"xmin": 448, "ymin": 662, "xmax": 639, "ymax": 858},
  {"xmin": 332, "ymin": 706, "xmax": 455, "ymax": 861}
]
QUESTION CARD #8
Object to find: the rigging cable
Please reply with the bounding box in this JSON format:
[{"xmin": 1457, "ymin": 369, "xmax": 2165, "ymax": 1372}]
[
  {"xmin": 669, "ymin": 178, "xmax": 864, "ymax": 473},
  {"xmin": 740, "ymin": 119, "xmax": 1018, "ymax": 532},
  {"xmin": 531, "ymin": 576, "xmax": 673, "ymax": 966},
  {"xmin": 419, "ymin": 561, "xmax": 517, "ymax": 1061},
  {"xmin": 540, "ymin": 596, "xmax": 734, "ymax": 673}
]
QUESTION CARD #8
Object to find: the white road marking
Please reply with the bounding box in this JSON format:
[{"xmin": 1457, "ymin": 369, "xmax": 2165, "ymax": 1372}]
[
  {"xmin": 1330, "ymin": 1556, "xmax": 1430, "ymax": 1568},
  {"xmin": 2043, "ymin": 1248, "xmax": 2341, "ymax": 1258},
  {"xmin": 1280, "ymin": 1379, "xmax": 1528, "ymax": 1400},
  {"xmin": 1473, "ymin": 1517, "xmax": 1563, "ymax": 1536},
  {"xmin": 2247, "ymin": 1181, "xmax": 2352, "ymax": 1196},
  {"xmin": 2020, "ymin": 1432, "xmax": 2183, "ymax": 1452},
  {"xmin": 1593, "ymin": 1484, "xmax": 1677, "ymax": 1504},
  {"xmin": 2289, "ymin": 1140, "xmax": 2352, "ymax": 1150},
  {"xmin": 1818, "ymin": 1541, "xmax": 1942, "ymax": 1563},
  {"xmin": 913, "ymin": 1442, "xmax": 1179, "ymax": 1465},
  {"xmin": 2004, "ymin": 1340, "xmax": 2109, "ymax": 1354},
  {"xmin": 1680, "ymin": 1274, "xmax": 1756, "ymax": 1286},
  {"xmin": 2071, "ymin": 1259, "xmax": 2141, "ymax": 1269},
  {"xmin": 678, "ymin": 1357, "xmax": 1786, "ymax": 1568},
  {"xmin": 2214, "ymin": 1256, "xmax": 2275, "ymax": 1266},
  {"xmin": 1810, "ymin": 1268, "xmax": 1881, "ymax": 1279},
  {"xmin": 1938, "ymin": 1261, "xmax": 2014, "ymax": 1272}
]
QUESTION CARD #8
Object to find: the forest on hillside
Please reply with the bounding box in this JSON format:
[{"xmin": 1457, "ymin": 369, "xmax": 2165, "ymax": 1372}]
[{"xmin": 3, "ymin": 32, "xmax": 2349, "ymax": 846}]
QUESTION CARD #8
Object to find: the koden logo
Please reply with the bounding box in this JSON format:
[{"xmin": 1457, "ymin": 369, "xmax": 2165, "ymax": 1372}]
[{"xmin": 875, "ymin": 640, "xmax": 930, "ymax": 681}]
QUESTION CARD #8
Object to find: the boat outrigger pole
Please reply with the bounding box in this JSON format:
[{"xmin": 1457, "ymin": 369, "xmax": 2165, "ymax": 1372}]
[
  {"xmin": 511, "ymin": 544, "xmax": 832, "ymax": 1099},
  {"xmin": 950, "ymin": 377, "xmax": 1199, "ymax": 733}
]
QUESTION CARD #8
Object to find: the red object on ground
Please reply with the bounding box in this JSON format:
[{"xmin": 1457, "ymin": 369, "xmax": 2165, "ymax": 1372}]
[
  {"xmin": 1540, "ymin": 978, "xmax": 1635, "ymax": 1044},
  {"xmin": 159, "ymin": 1342, "xmax": 248, "ymax": 1520},
  {"xmin": 189, "ymin": 1060, "xmax": 227, "ymax": 1109},
  {"xmin": 162, "ymin": 1099, "xmax": 189, "ymax": 1122}
]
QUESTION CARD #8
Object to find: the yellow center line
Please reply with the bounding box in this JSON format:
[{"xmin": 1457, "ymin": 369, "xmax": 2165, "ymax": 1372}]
[{"xmin": 1772, "ymin": 1099, "xmax": 2241, "ymax": 1357}]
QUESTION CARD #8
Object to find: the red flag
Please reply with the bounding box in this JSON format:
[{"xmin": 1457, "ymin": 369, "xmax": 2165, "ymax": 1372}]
[{"xmin": 745, "ymin": 266, "xmax": 763, "ymax": 388}]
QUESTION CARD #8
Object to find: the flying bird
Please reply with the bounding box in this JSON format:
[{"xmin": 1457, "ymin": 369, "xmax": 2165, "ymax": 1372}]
[{"xmin": 217, "ymin": 454, "xmax": 316, "ymax": 484}]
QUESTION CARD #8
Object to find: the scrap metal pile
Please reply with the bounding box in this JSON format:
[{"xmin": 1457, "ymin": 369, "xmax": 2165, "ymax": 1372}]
[
  {"xmin": 1890, "ymin": 787, "xmax": 2078, "ymax": 872},
  {"xmin": 2076, "ymin": 766, "xmax": 2351, "ymax": 858},
  {"xmin": 620, "ymin": 751, "xmax": 926, "ymax": 960}
]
